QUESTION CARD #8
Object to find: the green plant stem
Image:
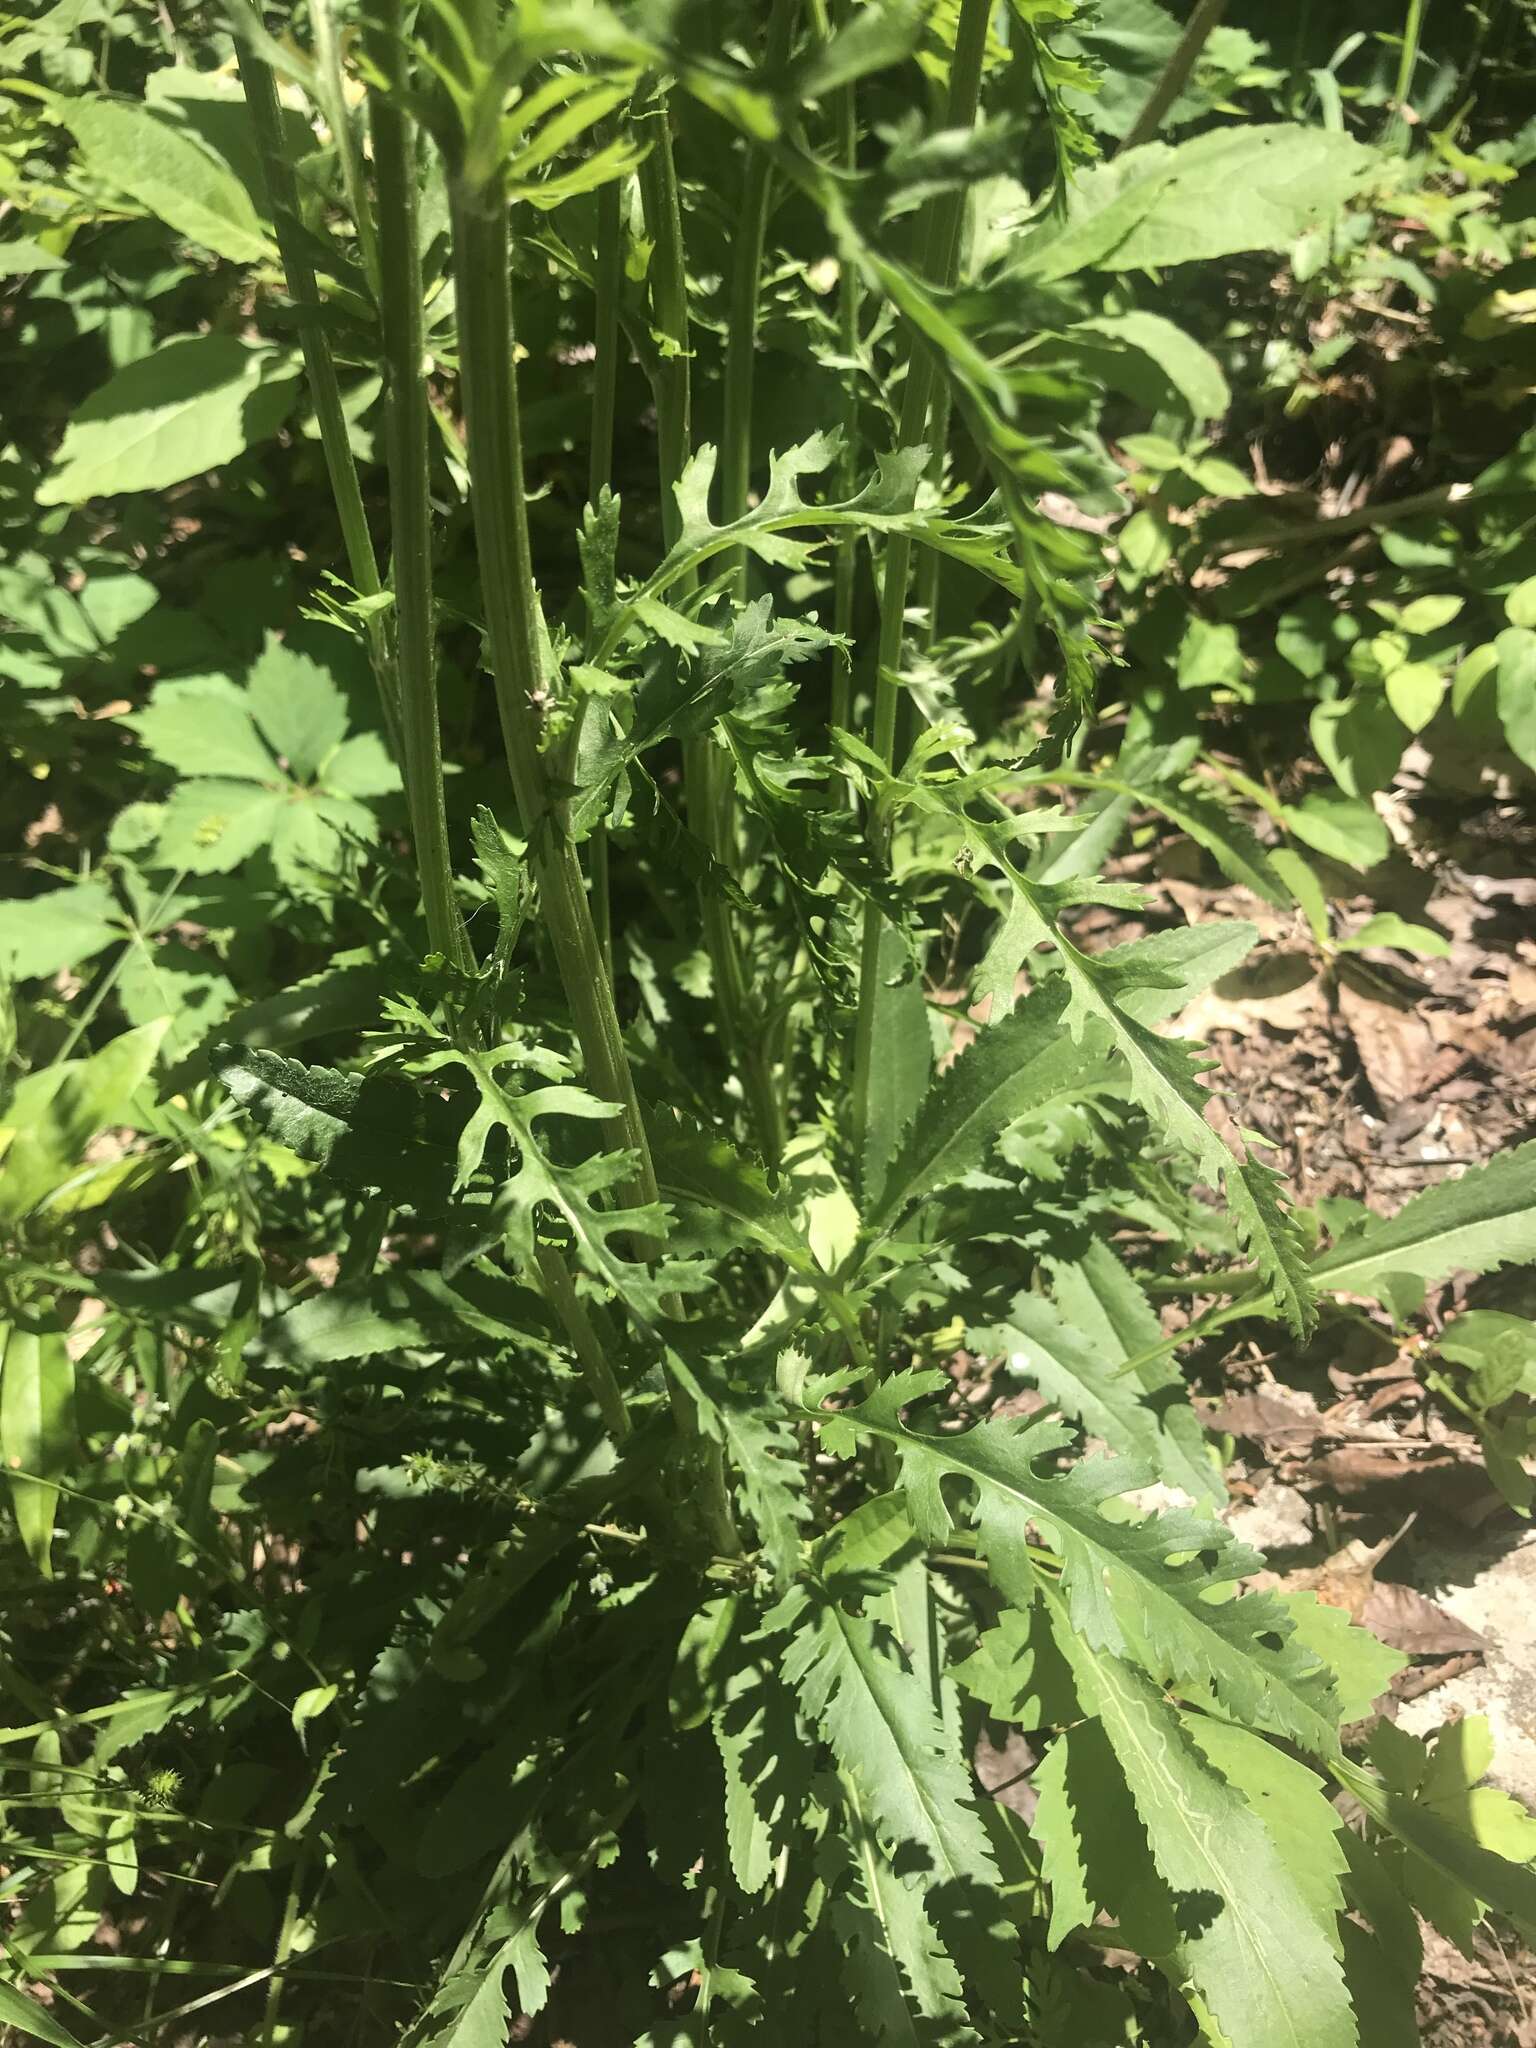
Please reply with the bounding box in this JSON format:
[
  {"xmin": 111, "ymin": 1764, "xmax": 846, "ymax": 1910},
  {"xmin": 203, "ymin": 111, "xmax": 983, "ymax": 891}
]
[
  {"xmin": 588, "ymin": 172, "xmax": 623, "ymax": 984},
  {"xmin": 1389, "ymin": 0, "xmax": 1430, "ymax": 148},
  {"xmin": 234, "ymin": 36, "xmax": 401, "ymax": 763},
  {"xmin": 311, "ymin": 0, "xmax": 380, "ymax": 298},
  {"xmin": 364, "ymin": 0, "xmax": 470, "ymax": 972},
  {"xmin": 721, "ymin": 0, "xmax": 799, "ymax": 594},
  {"xmin": 590, "ymin": 178, "xmax": 623, "ymax": 512},
  {"xmin": 449, "ymin": 189, "xmax": 650, "ymax": 1189},
  {"xmin": 536, "ymin": 1245, "xmax": 631, "ymax": 1442},
  {"xmin": 1118, "ymin": 0, "xmax": 1227, "ymax": 152},
  {"xmin": 829, "ymin": 39, "xmax": 860, "ymax": 743},
  {"xmin": 848, "ymin": 0, "xmax": 990, "ymax": 1183},
  {"xmin": 446, "ymin": 25, "xmax": 736, "ymax": 1553},
  {"xmin": 638, "ymin": 94, "xmax": 784, "ymax": 1167}
]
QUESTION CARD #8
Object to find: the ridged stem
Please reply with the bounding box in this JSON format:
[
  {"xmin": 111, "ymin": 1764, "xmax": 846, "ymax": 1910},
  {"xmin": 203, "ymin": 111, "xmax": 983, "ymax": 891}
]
[
  {"xmin": 446, "ymin": 17, "xmax": 737, "ymax": 1552},
  {"xmin": 234, "ymin": 36, "xmax": 401, "ymax": 762},
  {"xmin": 364, "ymin": 0, "xmax": 469, "ymax": 971},
  {"xmin": 450, "ymin": 187, "xmax": 651, "ymax": 1189},
  {"xmin": 588, "ymin": 171, "xmax": 624, "ymax": 983},
  {"xmin": 720, "ymin": 0, "xmax": 799, "ymax": 594},
  {"xmin": 638, "ymin": 94, "xmax": 784, "ymax": 1167},
  {"xmin": 848, "ymin": 0, "xmax": 990, "ymax": 1183},
  {"xmin": 828, "ymin": 0, "xmax": 861, "ymax": 744}
]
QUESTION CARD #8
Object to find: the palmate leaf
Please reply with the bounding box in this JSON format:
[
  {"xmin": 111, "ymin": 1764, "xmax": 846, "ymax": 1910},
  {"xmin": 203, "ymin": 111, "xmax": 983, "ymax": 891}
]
[
  {"xmin": 1312, "ymin": 1141, "xmax": 1536, "ymax": 1303},
  {"xmin": 1337, "ymin": 1723, "xmax": 1536, "ymax": 1952},
  {"xmin": 813, "ymin": 1371, "xmax": 1342, "ymax": 1755},
  {"xmin": 1041, "ymin": 1614, "xmax": 1358, "ymax": 2048}
]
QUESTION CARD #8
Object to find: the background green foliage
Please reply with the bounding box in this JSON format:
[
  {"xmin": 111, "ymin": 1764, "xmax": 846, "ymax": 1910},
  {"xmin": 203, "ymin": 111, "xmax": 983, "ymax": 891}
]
[{"xmin": 2, "ymin": 1, "xmax": 1536, "ymax": 2044}]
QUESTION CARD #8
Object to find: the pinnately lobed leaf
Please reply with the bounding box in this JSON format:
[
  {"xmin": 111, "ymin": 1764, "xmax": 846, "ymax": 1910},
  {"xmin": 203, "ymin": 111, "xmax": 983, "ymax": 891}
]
[{"xmin": 813, "ymin": 1370, "xmax": 1344, "ymax": 1756}]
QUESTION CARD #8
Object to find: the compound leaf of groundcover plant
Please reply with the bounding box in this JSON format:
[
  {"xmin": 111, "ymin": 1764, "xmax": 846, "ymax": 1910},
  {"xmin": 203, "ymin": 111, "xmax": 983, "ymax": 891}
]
[
  {"xmin": 211, "ymin": 1045, "xmax": 463, "ymax": 1210},
  {"xmin": 37, "ymin": 336, "xmax": 299, "ymax": 503},
  {"xmin": 125, "ymin": 677, "xmax": 280, "ymax": 782},
  {"xmin": 1312, "ymin": 1142, "xmax": 1536, "ymax": 1303},
  {"xmin": 0, "ymin": 1326, "xmax": 76, "ymax": 1578},
  {"xmin": 0, "ymin": 880, "xmax": 124, "ymax": 982},
  {"xmin": 1017, "ymin": 124, "xmax": 1375, "ymax": 280},
  {"xmin": 814, "ymin": 1371, "xmax": 1342, "ymax": 1755},
  {"xmin": 246, "ymin": 633, "xmax": 350, "ymax": 780},
  {"xmin": 1335, "ymin": 1750, "xmax": 1536, "ymax": 1949},
  {"xmin": 64, "ymin": 97, "xmax": 270, "ymax": 262},
  {"xmin": 1046, "ymin": 1619, "xmax": 1358, "ymax": 2048},
  {"xmin": 151, "ymin": 780, "xmax": 289, "ymax": 875}
]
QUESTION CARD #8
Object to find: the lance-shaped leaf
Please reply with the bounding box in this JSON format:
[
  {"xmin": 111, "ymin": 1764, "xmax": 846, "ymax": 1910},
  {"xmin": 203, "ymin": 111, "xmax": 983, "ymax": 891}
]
[
  {"xmin": 768, "ymin": 1576, "xmax": 1017, "ymax": 2018},
  {"xmin": 810, "ymin": 1371, "xmax": 1342, "ymax": 1755},
  {"xmin": 0, "ymin": 1327, "xmax": 76, "ymax": 1579},
  {"xmin": 772, "ymin": 1576, "xmax": 1000, "ymax": 1895},
  {"xmin": 821, "ymin": 1775, "xmax": 973, "ymax": 2044},
  {"xmin": 869, "ymin": 983, "xmax": 1100, "ymax": 1232},
  {"xmin": 1312, "ymin": 1142, "xmax": 1536, "ymax": 1303},
  {"xmin": 1004, "ymin": 875, "xmax": 1316, "ymax": 1334},
  {"xmin": 1043, "ymin": 1615, "xmax": 1358, "ymax": 2048}
]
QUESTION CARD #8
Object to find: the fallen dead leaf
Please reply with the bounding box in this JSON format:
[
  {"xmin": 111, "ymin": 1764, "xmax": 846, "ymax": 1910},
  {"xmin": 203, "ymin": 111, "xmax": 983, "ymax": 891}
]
[
  {"xmin": 1361, "ymin": 1579, "xmax": 1488, "ymax": 1655},
  {"xmin": 1206, "ymin": 1386, "xmax": 1324, "ymax": 1452},
  {"xmin": 1337, "ymin": 964, "xmax": 1446, "ymax": 1107}
]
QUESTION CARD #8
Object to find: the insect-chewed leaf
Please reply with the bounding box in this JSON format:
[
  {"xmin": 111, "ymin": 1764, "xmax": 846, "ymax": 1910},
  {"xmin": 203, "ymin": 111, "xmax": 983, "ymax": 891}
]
[
  {"xmin": 211, "ymin": 1044, "xmax": 464, "ymax": 1211},
  {"xmin": 813, "ymin": 1370, "xmax": 1343, "ymax": 1755}
]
